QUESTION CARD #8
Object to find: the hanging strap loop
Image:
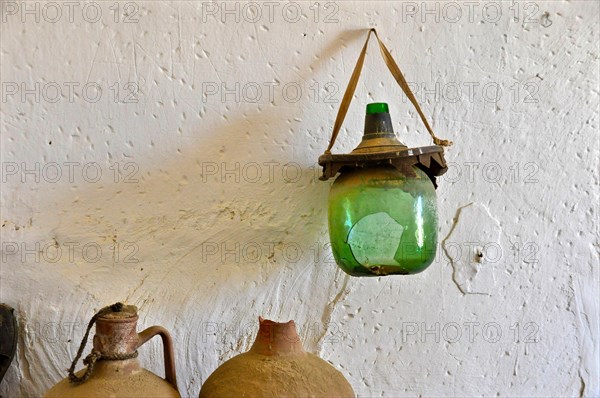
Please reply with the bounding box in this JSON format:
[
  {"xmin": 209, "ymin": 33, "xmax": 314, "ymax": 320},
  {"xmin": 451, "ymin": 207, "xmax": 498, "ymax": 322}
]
[{"xmin": 324, "ymin": 28, "xmax": 452, "ymax": 155}]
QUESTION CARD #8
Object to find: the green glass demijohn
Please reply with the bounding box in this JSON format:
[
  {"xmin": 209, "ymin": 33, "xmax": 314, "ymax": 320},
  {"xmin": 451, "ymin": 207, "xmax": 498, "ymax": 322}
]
[
  {"xmin": 318, "ymin": 29, "xmax": 451, "ymax": 277},
  {"xmin": 321, "ymin": 103, "xmax": 443, "ymax": 276}
]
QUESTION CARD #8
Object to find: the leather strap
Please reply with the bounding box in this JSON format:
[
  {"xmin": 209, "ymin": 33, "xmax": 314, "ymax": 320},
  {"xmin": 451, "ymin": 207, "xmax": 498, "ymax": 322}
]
[{"xmin": 325, "ymin": 28, "xmax": 452, "ymax": 154}]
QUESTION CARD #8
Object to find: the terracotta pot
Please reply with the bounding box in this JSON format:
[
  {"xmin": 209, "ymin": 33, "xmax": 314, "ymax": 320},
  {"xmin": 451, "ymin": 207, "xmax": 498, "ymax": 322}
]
[
  {"xmin": 200, "ymin": 317, "xmax": 355, "ymax": 398},
  {"xmin": 45, "ymin": 304, "xmax": 180, "ymax": 398}
]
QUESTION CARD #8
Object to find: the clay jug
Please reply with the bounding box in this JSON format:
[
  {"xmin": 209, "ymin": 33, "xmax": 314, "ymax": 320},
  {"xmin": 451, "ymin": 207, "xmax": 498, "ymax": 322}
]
[
  {"xmin": 45, "ymin": 303, "xmax": 179, "ymax": 398},
  {"xmin": 199, "ymin": 317, "xmax": 355, "ymax": 397}
]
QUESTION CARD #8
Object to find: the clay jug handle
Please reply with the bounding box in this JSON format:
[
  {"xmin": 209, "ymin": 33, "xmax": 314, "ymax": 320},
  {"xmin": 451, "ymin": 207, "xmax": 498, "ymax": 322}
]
[{"xmin": 137, "ymin": 326, "xmax": 178, "ymax": 391}]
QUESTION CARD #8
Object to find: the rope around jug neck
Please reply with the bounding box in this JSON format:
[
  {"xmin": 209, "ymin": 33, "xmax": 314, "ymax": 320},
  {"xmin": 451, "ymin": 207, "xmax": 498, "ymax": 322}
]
[{"xmin": 68, "ymin": 302, "xmax": 139, "ymax": 385}]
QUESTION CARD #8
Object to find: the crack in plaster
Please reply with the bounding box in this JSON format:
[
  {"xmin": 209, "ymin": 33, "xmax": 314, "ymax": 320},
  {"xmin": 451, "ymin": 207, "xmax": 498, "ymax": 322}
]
[
  {"xmin": 442, "ymin": 202, "xmax": 502, "ymax": 296},
  {"xmin": 442, "ymin": 203, "xmax": 473, "ymax": 295},
  {"xmin": 317, "ymin": 272, "xmax": 350, "ymax": 354}
]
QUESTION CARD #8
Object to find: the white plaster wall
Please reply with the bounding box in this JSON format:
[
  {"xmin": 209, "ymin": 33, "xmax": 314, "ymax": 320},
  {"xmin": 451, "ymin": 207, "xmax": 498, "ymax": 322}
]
[{"xmin": 1, "ymin": 1, "xmax": 598, "ymax": 397}]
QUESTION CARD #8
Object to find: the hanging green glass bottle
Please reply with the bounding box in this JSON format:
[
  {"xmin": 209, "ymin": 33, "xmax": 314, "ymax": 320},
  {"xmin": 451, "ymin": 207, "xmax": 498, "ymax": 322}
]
[
  {"xmin": 318, "ymin": 29, "xmax": 451, "ymax": 277},
  {"xmin": 327, "ymin": 103, "xmax": 438, "ymax": 276}
]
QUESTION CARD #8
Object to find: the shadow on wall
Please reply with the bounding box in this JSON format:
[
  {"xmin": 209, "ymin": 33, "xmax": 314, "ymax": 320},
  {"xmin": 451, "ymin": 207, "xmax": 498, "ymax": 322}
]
[
  {"xmin": 3, "ymin": 29, "xmax": 371, "ymax": 397},
  {"xmin": 25, "ymin": 28, "xmax": 368, "ymax": 296}
]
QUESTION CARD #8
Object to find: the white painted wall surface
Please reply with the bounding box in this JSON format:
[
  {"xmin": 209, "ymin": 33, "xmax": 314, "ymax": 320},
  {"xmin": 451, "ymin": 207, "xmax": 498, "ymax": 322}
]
[{"xmin": 1, "ymin": 1, "xmax": 598, "ymax": 397}]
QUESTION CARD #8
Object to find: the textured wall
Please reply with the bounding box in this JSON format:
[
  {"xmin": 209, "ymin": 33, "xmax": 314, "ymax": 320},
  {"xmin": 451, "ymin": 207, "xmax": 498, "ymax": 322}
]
[{"xmin": 1, "ymin": 1, "xmax": 598, "ymax": 397}]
